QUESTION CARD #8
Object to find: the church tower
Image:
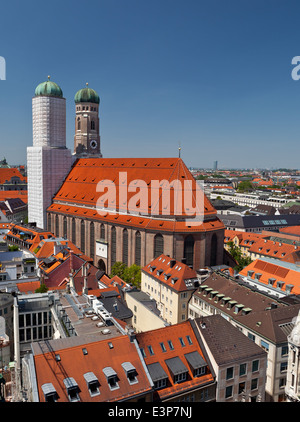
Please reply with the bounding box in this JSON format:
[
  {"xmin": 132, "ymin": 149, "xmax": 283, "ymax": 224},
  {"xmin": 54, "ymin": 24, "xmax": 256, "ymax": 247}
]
[
  {"xmin": 73, "ymin": 83, "xmax": 102, "ymax": 157},
  {"xmin": 27, "ymin": 77, "xmax": 72, "ymax": 229}
]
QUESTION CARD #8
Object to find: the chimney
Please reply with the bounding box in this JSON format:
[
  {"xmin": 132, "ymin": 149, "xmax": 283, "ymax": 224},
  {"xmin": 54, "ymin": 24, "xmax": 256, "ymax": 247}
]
[{"xmin": 170, "ymin": 259, "xmax": 176, "ymax": 268}]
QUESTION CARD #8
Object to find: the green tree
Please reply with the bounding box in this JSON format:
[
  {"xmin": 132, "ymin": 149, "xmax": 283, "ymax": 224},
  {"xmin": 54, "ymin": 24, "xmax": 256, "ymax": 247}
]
[
  {"xmin": 35, "ymin": 283, "xmax": 48, "ymax": 293},
  {"xmin": 237, "ymin": 180, "xmax": 253, "ymax": 192},
  {"xmin": 227, "ymin": 241, "xmax": 252, "ymax": 272},
  {"xmin": 110, "ymin": 261, "xmax": 141, "ymax": 288}
]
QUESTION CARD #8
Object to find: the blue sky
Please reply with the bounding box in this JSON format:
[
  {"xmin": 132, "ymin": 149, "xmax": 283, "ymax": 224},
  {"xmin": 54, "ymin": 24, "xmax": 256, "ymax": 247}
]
[{"xmin": 1, "ymin": 0, "xmax": 300, "ymax": 169}]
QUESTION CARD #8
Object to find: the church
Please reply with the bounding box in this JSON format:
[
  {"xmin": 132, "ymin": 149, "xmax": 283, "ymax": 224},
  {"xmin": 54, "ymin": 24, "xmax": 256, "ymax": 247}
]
[{"xmin": 27, "ymin": 78, "xmax": 225, "ymax": 274}]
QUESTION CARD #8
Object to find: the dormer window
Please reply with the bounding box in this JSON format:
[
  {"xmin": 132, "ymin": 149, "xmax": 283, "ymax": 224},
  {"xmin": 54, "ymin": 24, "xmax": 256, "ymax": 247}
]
[
  {"xmin": 121, "ymin": 362, "xmax": 138, "ymax": 385},
  {"xmin": 84, "ymin": 372, "xmax": 100, "ymax": 397},
  {"xmin": 41, "ymin": 383, "xmax": 58, "ymax": 402},
  {"xmin": 103, "ymin": 367, "xmax": 119, "ymax": 391},
  {"xmin": 63, "ymin": 377, "xmax": 80, "ymax": 402}
]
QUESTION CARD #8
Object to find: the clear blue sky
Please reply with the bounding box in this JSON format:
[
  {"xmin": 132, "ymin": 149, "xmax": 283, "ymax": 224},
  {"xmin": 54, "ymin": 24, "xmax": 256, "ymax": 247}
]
[{"xmin": 1, "ymin": 0, "xmax": 300, "ymax": 169}]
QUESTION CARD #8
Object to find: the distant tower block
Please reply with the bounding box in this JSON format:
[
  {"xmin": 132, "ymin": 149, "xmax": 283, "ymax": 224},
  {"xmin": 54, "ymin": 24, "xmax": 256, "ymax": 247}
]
[
  {"xmin": 73, "ymin": 83, "xmax": 102, "ymax": 157},
  {"xmin": 27, "ymin": 77, "xmax": 72, "ymax": 229},
  {"xmin": 213, "ymin": 161, "xmax": 218, "ymax": 171}
]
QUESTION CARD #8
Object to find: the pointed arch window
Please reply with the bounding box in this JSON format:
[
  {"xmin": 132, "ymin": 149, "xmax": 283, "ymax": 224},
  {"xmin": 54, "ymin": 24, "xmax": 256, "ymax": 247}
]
[
  {"xmin": 91, "ymin": 120, "xmax": 95, "ymax": 130},
  {"xmin": 100, "ymin": 223, "xmax": 105, "ymax": 240},
  {"xmin": 81, "ymin": 220, "xmax": 85, "ymax": 253},
  {"xmin": 154, "ymin": 233, "xmax": 164, "ymax": 258},
  {"xmin": 72, "ymin": 218, "xmax": 76, "ymax": 244},
  {"xmin": 55, "ymin": 215, "xmax": 59, "ymax": 237},
  {"xmin": 184, "ymin": 235, "xmax": 194, "ymax": 267},
  {"xmin": 135, "ymin": 231, "xmax": 141, "ymax": 266},
  {"xmin": 111, "ymin": 226, "xmax": 116, "ymax": 267},
  {"xmin": 123, "ymin": 229, "xmax": 128, "ymax": 266},
  {"xmin": 77, "ymin": 118, "xmax": 81, "ymax": 131},
  {"xmin": 210, "ymin": 233, "xmax": 218, "ymax": 267},
  {"xmin": 63, "ymin": 216, "xmax": 67, "ymax": 238},
  {"xmin": 90, "ymin": 222, "xmax": 95, "ymax": 259}
]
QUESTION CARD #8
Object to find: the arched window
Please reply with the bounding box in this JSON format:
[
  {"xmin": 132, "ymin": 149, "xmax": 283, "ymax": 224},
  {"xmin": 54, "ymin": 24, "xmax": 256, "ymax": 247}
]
[
  {"xmin": 63, "ymin": 216, "xmax": 67, "ymax": 238},
  {"xmin": 111, "ymin": 226, "xmax": 116, "ymax": 267},
  {"xmin": 77, "ymin": 118, "xmax": 81, "ymax": 130},
  {"xmin": 123, "ymin": 229, "xmax": 128, "ymax": 266},
  {"xmin": 91, "ymin": 120, "xmax": 95, "ymax": 130},
  {"xmin": 98, "ymin": 259, "xmax": 106, "ymax": 272},
  {"xmin": 210, "ymin": 233, "xmax": 218, "ymax": 267},
  {"xmin": 100, "ymin": 223, "xmax": 105, "ymax": 240},
  {"xmin": 72, "ymin": 218, "xmax": 76, "ymax": 244},
  {"xmin": 55, "ymin": 215, "xmax": 59, "ymax": 237},
  {"xmin": 90, "ymin": 222, "xmax": 95, "ymax": 259},
  {"xmin": 184, "ymin": 235, "xmax": 194, "ymax": 267},
  {"xmin": 135, "ymin": 231, "xmax": 141, "ymax": 266},
  {"xmin": 81, "ymin": 220, "xmax": 85, "ymax": 253},
  {"xmin": 154, "ymin": 233, "xmax": 164, "ymax": 258},
  {"xmin": 47, "ymin": 214, "xmax": 51, "ymax": 232}
]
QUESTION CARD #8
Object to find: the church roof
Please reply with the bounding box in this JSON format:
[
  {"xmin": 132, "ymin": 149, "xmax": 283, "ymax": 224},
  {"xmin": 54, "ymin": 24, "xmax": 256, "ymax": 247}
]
[
  {"xmin": 35, "ymin": 77, "xmax": 63, "ymax": 98},
  {"xmin": 74, "ymin": 86, "xmax": 100, "ymax": 104},
  {"xmin": 49, "ymin": 157, "xmax": 222, "ymax": 233}
]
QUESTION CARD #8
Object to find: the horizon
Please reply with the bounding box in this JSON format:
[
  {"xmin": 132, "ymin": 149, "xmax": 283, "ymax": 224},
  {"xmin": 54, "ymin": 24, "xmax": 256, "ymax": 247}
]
[{"xmin": 1, "ymin": 0, "xmax": 300, "ymax": 168}]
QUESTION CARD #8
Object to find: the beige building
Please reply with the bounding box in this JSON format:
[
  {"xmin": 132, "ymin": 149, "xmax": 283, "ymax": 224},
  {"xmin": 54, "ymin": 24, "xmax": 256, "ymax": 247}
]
[
  {"xmin": 125, "ymin": 290, "xmax": 167, "ymax": 332},
  {"xmin": 141, "ymin": 254, "xmax": 199, "ymax": 325},
  {"xmin": 189, "ymin": 270, "xmax": 300, "ymax": 401},
  {"xmin": 193, "ymin": 315, "xmax": 267, "ymax": 402}
]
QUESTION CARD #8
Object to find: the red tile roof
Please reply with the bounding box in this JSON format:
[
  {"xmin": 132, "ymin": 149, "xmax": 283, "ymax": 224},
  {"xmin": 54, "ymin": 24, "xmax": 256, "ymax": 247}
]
[
  {"xmin": 136, "ymin": 320, "xmax": 214, "ymax": 400},
  {"xmin": 0, "ymin": 168, "xmax": 26, "ymax": 184},
  {"xmin": 33, "ymin": 335, "xmax": 153, "ymax": 402},
  {"xmin": 142, "ymin": 254, "xmax": 198, "ymax": 292},
  {"xmin": 239, "ymin": 258, "xmax": 300, "ymax": 295},
  {"xmin": 48, "ymin": 158, "xmax": 224, "ymax": 233},
  {"xmin": 248, "ymin": 238, "xmax": 300, "ymax": 260}
]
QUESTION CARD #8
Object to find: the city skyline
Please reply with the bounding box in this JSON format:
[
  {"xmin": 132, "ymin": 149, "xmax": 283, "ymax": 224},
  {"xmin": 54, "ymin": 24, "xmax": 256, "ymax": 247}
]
[{"xmin": 1, "ymin": 0, "xmax": 300, "ymax": 168}]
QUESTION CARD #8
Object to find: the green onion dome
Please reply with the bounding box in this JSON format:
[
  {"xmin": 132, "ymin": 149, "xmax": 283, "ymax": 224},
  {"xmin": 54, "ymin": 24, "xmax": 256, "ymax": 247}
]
[
  {"xmin": 35, "ymin": 76, "xmax": 63, "ymax": 98},
  {"xmin": 74, "ymin": 83, "xmax": 100, "ymax": 104}
]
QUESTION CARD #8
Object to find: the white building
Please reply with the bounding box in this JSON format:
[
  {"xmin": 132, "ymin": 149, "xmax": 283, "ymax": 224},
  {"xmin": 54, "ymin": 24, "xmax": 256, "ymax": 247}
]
[{"xmin": 27, "ymin": 77, "xmax": 72, "ymax": 229}]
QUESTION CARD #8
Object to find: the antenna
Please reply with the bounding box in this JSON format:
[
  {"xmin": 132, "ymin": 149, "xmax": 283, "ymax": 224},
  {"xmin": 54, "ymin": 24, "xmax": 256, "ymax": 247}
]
[{"xmin": 178, "ymin": 142, "xmax": 181, "ymax": 158}]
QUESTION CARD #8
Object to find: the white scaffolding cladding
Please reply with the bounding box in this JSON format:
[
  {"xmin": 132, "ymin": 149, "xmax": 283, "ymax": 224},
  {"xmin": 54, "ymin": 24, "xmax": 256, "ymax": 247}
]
[{"xmin": 27, "ymin": 90, "xmax": 72, "ymax": 229}]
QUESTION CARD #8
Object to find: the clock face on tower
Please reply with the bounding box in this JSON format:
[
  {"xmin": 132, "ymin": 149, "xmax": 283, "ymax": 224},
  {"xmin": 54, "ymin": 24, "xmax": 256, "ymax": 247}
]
[{"xmin": 90, "ymin": 140, "xmax": 97, "ymax": 149}]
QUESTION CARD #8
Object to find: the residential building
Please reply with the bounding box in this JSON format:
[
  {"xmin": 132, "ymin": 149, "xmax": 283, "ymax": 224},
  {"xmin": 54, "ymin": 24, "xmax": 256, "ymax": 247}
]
[
  {"xmin": 141, "ymin": 254, "xmax": 200, "ymax": 325},
  {"xmin": 135, "ymin": 320, "xmax": 216, "ymax": 402},
  {"xmin": 239, "ymin": 257, "xmax": 300, "ymax": 298},
  {"xmin": 193, "ymin": 314, "xmax": 267, "ymax": 402},
  {"xmin": 285, "ymin": 310, "xmax": 300, "ymax": 402},
  {"xmin": 220, "ymin": 213, "xmax": 300, "ymax": 233},
  {"xmin": 22, "ymin": 333, "xmax": 153, "ymax": 402},
  {"xmin": 188, "ymin": 270, "xmax": 300, "ymax": 401}
]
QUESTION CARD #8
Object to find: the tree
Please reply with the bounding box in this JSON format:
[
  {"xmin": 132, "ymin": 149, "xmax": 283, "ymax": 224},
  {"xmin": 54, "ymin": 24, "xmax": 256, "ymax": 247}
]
[
  {"xmin": 227, "ymin": 241, "xmax": 252, "ymax": 272},
  {"xmin": 35, "ymin": 283, "xmax": 48, "ymax": 293},
  {"xmin": 110, "ymin": 261, "xmax": 141, "ymax": 288}
]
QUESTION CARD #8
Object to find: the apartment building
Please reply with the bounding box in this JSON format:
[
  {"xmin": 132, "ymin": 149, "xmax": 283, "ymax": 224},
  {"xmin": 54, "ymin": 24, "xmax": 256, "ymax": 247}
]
[{"xmin": 141, "ymin": 254, "xmax": 199, "ymax": 325}]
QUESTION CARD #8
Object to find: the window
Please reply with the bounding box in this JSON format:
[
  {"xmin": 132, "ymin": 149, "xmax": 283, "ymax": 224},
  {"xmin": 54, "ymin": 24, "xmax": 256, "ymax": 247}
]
[
  {"xmin": 184, "ymin": 235, "xmax": 194, "ymax": 267},
  {"xmin": 251, "ymin": 378, "xmax": 258, "ymax": 390},
  {"xmin": 91, "ymin": 120, "xmax": 95, "ymax": 130},
  {"xmin": 42, "ymin": 383, "xmax": 58, "ymax": 402},
  {"xmin": 168, "ymin": 340, "xmax": 174, "ymax": 350},
  {"xmin": 147, "ymin": 345, "xmax": 154, "ymax": 355},
  {"xmin": 80, "ymin": 220, "xmax": 85, "ymax": 253},
  {"xmin": 103, "ymin": 367, "xmax": 119, "ymax": 391},
  {"xmin": 123, "ymin": 229, "xmax": 128, "ymax": 266},
  {"xmin": 111, "ymin": 226, "xmax": 116, "ymax": 267},
  {"xmin": 100, "ymin": 223, "xmax": 105, "ymax": 239},
  {"xmin": 225, "ymin": 385, "xmax": 233, "ymax": 399},
  {"xmin": 226, "ymin": 367, "xmax": 234, "ymax": 380},
  {"xmin": 63, "ymin": 216, "xmax": 67, "ymax": 238},
  {"xmin": 154, "ymin": 378, "xmax": 167, "ymax": 389},
  {"xmin": 135, "ymin": 231, "xmax": 141, "ymax": 266},
  {"xmin": 179, "ymin": 337, "xmax": 186, "ymax": 347},
  {"xmin": 72, "ymin": 218, "xmax": 76, "ymax": 244},
  {"xmin": 77, "ymin": 118, "xmax": 81, "ymax": 130},
  {"xmin": 122, "ymin": 362, "xmax": 138, "ymax": 385},
  {"xmin": 84, "ymin": 372, "xmax": 100, "ymax": 397},
  {"xmin": 174, "ymin": 372, "xmax": 187, "ymax": 383},
  {"xmin": 252, "ymin": 360, "xmax": 259, "ymax": 372},
  {"xmin": 154, "ymin": 233, "xmax": 164, "ymax": 258},
  {"xmin": 248, "ymin": 332, "xmax": 255, "ymax": 342},
  {"xmin": 261, "ymin": 340, "xmax": 269, "ymax": 352},
  {"xmin": 90, "ymin": 222, "xmax": 94, "ymax": 259},
  {"xmin": 186, "ymin": 335, "xmax": 193, "ymax": 345},
  {"xmin": 239, "ymin": 363, "xmax": 247, "ymax": 376},
  {"xmin": 280, "ymin": 362, "xmax": 288, "ymax": 372},
  {"xmin": 63, "ymin": 377, "xmax": 80, "ymax": 402},
  {"xmin": 160, "ymin": 342, "xmax": 167, "ymax": 352},
  {"xmin": 238, "ymin": 381, "xmax": 246, "ymax": 395},
  {"xmin": 281, "ymin": 345, "xmax": 288, "ymax": 357}
]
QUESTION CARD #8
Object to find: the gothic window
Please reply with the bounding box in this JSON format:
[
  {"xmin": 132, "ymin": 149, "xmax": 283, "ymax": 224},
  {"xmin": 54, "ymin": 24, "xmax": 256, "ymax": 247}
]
[
  {"xmin": 123, "ymin": 229, "xmax": 128, "ymax": 266},
  {"xmin": 90, "ymin": 222, "xmax": 95, "ymax": 259},
  {"xmin": 63, "ymin": 216, "xmax": 67, "ymax": 238},
  {"xmin": 55, "ymin": 215, "xmax": 59, "ymax": 237},
  {"xmin": 154, "ymin": 233, "xmax": 164, "ymax": 258},
  {"xmin": 135, "ymin": 231, "xmax": 141, "ymax": 266},
  {"xmin": 210, "ymin": 233, "xmax": 218, "ymax": 267},
  {"xmin": 47, "ymin": 214, "xmax": 51, "ymax": 232},
  {"xmin": 111, "ymin": 226, "xmax": 116, "ymax": 267},
  {"xmin": 81, "ymin": 220, "xmax": 85, "ymax": 253},
  {"xmin": 77, "ymin": 118, "xmax": 81, "ymax": 130},
  {"xmin": 72, "ymin": 218, "xmax": 76, "ymax": 244},
  {"xmin": 91, "ymin": 120, "xmax": 95, "ymax": 130},
  {"xmin": 184, "ymin": 235, "xmax": 194, "ymax": 267},
  {"xmin": 100, "ymin": 223, "xmax": 105, "ymax": 240}
]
